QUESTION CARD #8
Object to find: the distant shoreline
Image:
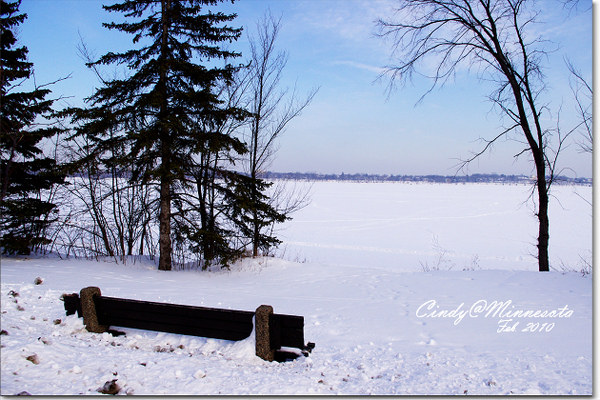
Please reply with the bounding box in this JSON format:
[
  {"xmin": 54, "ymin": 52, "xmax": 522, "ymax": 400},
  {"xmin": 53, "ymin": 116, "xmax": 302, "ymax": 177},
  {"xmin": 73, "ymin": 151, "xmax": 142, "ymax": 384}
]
[
  {"xmin": 261, "ymin": 172, "xmax": 592, "ymax": 186},
  {"xmin": 67, "ymin": 171, "xmax": 592, "ymax": 186}
]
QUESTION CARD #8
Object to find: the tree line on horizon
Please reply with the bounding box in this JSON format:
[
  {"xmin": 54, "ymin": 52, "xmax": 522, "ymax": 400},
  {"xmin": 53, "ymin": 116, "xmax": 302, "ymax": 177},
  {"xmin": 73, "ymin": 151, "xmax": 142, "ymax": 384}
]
[{"xmin": 260, "ymin": 172, "xmax": 592, "ymax": 185}]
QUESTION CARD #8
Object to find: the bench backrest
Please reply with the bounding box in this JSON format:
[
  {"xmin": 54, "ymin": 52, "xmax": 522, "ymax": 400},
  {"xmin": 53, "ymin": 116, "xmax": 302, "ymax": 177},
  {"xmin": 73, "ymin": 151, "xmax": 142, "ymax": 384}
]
[{"xmin": 95, "ymin": 295, "xmax": 255, "ymax": 341}]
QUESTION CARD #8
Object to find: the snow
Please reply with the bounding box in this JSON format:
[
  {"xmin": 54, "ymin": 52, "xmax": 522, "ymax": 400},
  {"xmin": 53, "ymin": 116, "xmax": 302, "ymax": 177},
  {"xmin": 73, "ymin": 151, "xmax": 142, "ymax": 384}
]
[
  {"xmin": 276, "ymin": 182, "xmax": 592, "ymax": 272},
  {"xmin": 1, "ymin": 182, "xmax": 592, "ymax": 395}
]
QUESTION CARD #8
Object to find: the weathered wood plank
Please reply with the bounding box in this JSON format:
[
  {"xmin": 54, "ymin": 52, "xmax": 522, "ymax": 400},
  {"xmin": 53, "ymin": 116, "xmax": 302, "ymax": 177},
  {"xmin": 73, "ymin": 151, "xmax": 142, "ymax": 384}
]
[
  {"xmin": 94, "ymin": 296, "xmax": 254, "ymax": 341},
  {"xmin": 100, "ymin": 317, "xmax": 252, "ymax": 341},
  {"xmin": 63, "ymin": 294, "xmax": 81, "ymax": 317},
  {"xmin": 96, "ymin": 296, "xmax": 254, "ymax": 322},
  {"xmin": 95, "ymin": 297, "xmax": 253, "ymax": 324},
  {"xmin": 271, "ymin": 314, "xmax": 305, "ymax": 349},
  {"xmin": 97, "ymin": 307, "xmax": 252, "ymax": 334}
]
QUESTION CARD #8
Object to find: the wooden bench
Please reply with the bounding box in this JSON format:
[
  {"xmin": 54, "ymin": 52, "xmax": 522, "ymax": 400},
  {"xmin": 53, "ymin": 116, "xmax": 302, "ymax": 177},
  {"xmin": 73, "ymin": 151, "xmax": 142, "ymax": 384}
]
[{"xmin": 62, "ymin": 287, "xmax": 314, "ymax": 362}]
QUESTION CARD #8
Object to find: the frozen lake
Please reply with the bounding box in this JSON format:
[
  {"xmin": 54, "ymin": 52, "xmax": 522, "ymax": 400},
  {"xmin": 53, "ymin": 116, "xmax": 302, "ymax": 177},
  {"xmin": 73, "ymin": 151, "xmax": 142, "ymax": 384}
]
[{"xmin": 275, "ymin": 181, "xmax": 592, "ymax": 272}]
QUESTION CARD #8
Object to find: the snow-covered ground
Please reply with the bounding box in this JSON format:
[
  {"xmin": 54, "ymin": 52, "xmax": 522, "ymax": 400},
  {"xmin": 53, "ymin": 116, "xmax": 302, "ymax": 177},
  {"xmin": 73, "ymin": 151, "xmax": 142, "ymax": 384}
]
[{"xmin": 0, "ymin": 182, "xmax": 592, "ymax": 395}]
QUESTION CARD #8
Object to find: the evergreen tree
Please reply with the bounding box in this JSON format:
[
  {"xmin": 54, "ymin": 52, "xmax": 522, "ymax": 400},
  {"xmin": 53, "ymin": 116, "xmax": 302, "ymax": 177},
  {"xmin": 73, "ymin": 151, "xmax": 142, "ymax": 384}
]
[
  {"xmin": 68, "ymin": 0, "xmax": 244, "ymax": 270},
  {"xmin": 179, "ymin": 138, "xmax": 286, "ymax": 268},
  {"xmin": 0, "ymin": 0, "xmax": 65, "ymax": 255}
]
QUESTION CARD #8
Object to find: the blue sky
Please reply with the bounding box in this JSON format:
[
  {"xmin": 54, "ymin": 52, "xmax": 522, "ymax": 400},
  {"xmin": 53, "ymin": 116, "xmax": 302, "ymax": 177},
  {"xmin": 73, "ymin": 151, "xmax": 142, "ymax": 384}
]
[{"xmin": 17, "ymin": 0, "xmax": 593, "ymax": 177}]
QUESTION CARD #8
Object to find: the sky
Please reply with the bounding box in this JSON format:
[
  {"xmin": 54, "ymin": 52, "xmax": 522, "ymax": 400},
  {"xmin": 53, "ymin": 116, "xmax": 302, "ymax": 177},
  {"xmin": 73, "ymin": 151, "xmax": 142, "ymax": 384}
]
[{"xmin": 15, "ymin": 0, "xmax": 594, "ymax": 177}]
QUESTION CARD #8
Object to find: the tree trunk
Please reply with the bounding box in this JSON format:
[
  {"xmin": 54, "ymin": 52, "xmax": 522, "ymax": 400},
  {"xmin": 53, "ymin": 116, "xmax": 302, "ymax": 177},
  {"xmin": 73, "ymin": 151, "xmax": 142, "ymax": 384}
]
[
  {"xmin": 250, "ymin": 97, "xmax": 262, "ymax": 257},
  {"xmin": 536, "ymin": 172, "xmax": 550, "ymax": 272},
  {"xmin": 496, "ymin": 53, "xmax": 550, "ymax": 273},
  {"xmin": 251, "ymin": 167, "xmax": 260, "ymax": 257},
  {"xmin": 198, "ymin": 168, "xmax": 212, "ymax": 264},
  {"xmin": 157, "ymin": 0, "xmax": 172, "ymax": 271},
  {"xmin": 158, "ymin": 174, "xmax": 172, "ymax": 270}
]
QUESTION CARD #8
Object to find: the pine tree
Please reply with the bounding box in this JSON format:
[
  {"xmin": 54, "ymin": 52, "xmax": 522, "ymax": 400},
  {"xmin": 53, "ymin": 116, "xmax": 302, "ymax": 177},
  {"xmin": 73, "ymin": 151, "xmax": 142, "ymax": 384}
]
[
  {"xmin": 68, "ymin": 0, "xmax": 243, "ymax": 270},
  {"xmin": 0, "ymin": 0, "xmax": 65, "ymax": 255},
  {"xmin": 181, "ymin": 154, "xmax": 286, "ymax": 268}
]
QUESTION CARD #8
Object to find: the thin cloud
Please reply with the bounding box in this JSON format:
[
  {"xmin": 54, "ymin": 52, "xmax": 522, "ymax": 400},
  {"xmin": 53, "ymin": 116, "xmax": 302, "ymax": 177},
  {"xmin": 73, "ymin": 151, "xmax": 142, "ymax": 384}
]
[
  {"xmin": 331, "ymin": 60, "xmax": 385, "ymax": 75},
  {"xmin": 293, "ymin": 0, "xmax": 396, "ymax": 43}
]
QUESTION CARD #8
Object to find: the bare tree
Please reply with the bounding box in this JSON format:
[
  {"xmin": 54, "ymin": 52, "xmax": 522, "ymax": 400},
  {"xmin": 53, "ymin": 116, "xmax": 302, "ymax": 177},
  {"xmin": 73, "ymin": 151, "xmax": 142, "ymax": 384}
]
[
  {"xmin": 54, "ymin": 39, "xmax": 159, "ymax": 261},
  {"xmin": 57, "ymin": 132, "xmax": 157, "ymax": 261},
  {"xmin": 377, "ymin": 0, "xmax": 581, "ymax": 272},
  {"xmin": 243, "ymin": 11, "xmax": 318, "ymax": 257}
]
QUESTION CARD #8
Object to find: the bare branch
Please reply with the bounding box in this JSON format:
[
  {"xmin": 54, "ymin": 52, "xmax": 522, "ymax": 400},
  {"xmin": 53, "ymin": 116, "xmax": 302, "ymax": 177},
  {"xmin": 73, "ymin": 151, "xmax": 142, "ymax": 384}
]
[
  {"xmin": 455, "ymin": 121, "xmax": 520, "ymax": 172},
  {"xmin": 565, "ymin": 58, "xmax": 592, "ymax": 153}
]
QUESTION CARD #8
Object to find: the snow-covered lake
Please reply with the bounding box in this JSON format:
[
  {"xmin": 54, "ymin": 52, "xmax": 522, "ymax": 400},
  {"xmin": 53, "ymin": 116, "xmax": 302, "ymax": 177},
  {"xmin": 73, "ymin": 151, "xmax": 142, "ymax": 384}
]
[
  {"xmin": 276, "ymin": 181, "xmax": 592, "ymax": 272},
  {"xmin": 0, "ymin": 182, "xmax": 592, "ymax": 395}
]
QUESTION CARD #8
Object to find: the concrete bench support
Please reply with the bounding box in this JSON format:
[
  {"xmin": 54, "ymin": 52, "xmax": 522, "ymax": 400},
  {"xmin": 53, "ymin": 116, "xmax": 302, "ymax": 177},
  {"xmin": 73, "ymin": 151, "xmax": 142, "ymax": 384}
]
[
  {"xmin": 255, "ymin": 305, "xmax": 275, "ymax": 362},
  {"xmin": 79, "ymin": 286, "xmax": 108, "ymax": 333}
]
